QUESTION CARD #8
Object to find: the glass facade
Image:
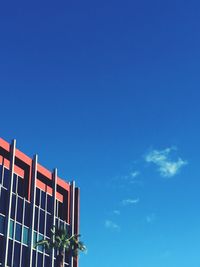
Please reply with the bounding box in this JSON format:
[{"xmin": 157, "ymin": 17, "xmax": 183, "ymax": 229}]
[{"xmin": 0, "ymin": 164, "xmax": 71, "ymax": 267}]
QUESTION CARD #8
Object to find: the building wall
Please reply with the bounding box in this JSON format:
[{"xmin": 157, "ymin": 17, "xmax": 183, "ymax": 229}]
[{"xmin": 0, "ymin": 138, "xmax": 79, "ymax": 267}]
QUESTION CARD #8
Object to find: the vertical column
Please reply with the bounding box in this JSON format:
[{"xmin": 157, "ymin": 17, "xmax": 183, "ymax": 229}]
[
  {"xmin": 29, "ymin": 154, "xmax": 38, "ymax": 266},
  {"xmin": 4, "ymin": 139, "xmax": 16, "ymax": 266},
  {"xmin": 51, "ymin": 168, "xmax": 57, "ymax": 267},
  {"xmin": 70, "ymin": 181, "xmax": 75, "ymax": 267}
]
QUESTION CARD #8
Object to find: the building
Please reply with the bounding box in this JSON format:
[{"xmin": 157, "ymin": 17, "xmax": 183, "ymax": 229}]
[{"xmin": 0, "ymin": 137, "xmax": 80, "ymax": 267}]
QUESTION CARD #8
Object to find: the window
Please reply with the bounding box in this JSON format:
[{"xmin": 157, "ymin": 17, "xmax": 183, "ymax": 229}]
[
  {"xmin": 9, "ymin": 220, "xmax": 14, "ymax": 239},
  {"xmin": 14, "ymin": 242, "xmax": 20, "ymax": 267},
  {"xmin": 11, "ymin": 194, "xmax": 16, "ymax": 219},
  {"xmin": 47, "ymin": 194, "xmax": 53, "ymax": 213},
  {"xmin": 0, "ymin": 188, "xmax": 8, "ymax": 215},
  {"xmin": 24, "ymin": 201, "xmax": 30, "ymax": 227},
  {"xmin": 12, "ymin": 174, "xmax": 17, "ymax": 193},
  {"xmin": 37, "ymin": 234, "xmax": 44, "ymax": 252},
  {"xmin": 32, "ymin": 250, "xmax": 36, "ymax": 267},
  {"xmin": 0, "ymin": 235, "xmax": 5, "ymax": 264},
  {"xmin": 34, "ymin": 207, "xmax": 38, "ymax": 231},
  {"xmin": 37, "ymin": 252, "xmax": 43, "ymax": 267},
  {"xmin": 33, "ymin": 232, "xmax": 37, "ymax": 247},
  {"xmin": 46, "ymin": 213, "xmax": 51, "ymax": 238},
  {"xmin": 15, "ymin": 223, "xmax": 22, "ymax": 242},
  {"xmin": 3, "ymin": 168, "xmax": 10, "ymax": 189},
  {"xmin": 22, "ymin": 227, "xmax": 29, "ymax": 245},
  {"xmin": 0, "ymin": 165, "xmax": 3, "ymax": 185},
  {"xmin": 17, "ymin": 176, "xmax": 24, "ymax": 197},
  {"xmin": 44, "ymin": 255, "xmax": 50, "ymax": 267},
  {"xmin": 22, "ymin": 246, "xmax": 29, "ymax": 266},
  {"xmin": 0, "ymin": 215, "xmax": 5, "ymax": 234},
  {"xmin": 39, "ymin": 210, "xmax": 45, "ymax": 234},
  {"xmin": 41, "ymin": 190, "xmax": 46, "ymax": 210},
  {"xmin": 7, "ymin": 239, "xmax": 13, "ymax": 266},
  {"xmin": 35, "ymin": 188, "xmax": 40, "ymax": 206},
  {"xmin": 16, "ymin": 197, "xmax": 23, "ymax": 223}
]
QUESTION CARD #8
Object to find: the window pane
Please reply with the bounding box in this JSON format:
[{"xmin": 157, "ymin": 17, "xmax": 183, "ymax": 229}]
[
  {"xmin": 44, "ymin": 255, "xmax": 50, "ymax": 267},
  {"xmin": 35, "ymin": 188, "xmax": 40, "ymax": 207},
  {"xmin": 0, "ymin": 188, "xmax": 8, "ymax": 215},
  {"xmin": 37, "ymin": 252, "xmax": 43, "ymax": 267},
  {"xmin": 41, "ymin": 191, "xmax": 46, "ymax": 210},
  {"xmin": 37, "ymin": 234, "xmax": 44, "ymax": 252},
  {"xmin": 34, "ymin": 207, "xmax": 38, "ymax": 231},
  {"xmin": 0, "ymin": 235, "xmax": 5, "ymax": 264},
  {"xmin": 3, "ymin": 168, "xmax": 10, "ymax": 189},
  {"xmin": 17, "ymin": 197, "xmax": 23, "ymax": 223},
  {"xmin": 22, "ymin": 245, "xmax": 29, "ymax": 266},
  {"xmin": 11, "ymin": 194, "xmax": 16, "ymax": 219},
  {"xmin": 24, "ymin": 201, "xmax": 30, "ymax": 227},
  {"xmin": 14, "ymin": 242, "xmax": 20, "ymax": 267},
  {"xmin": 0, "ymin": 215, "xmax": 5, "ymax": 234},
  {"xmin": 15, "ymin": 223, "xmax": 22, "ymax": 242},
  {"xmin": 17, "ymin": 176, "xmax": 24, "ymax": 197},
  {"xmin": 47, "ymin": 194, "xmax": 52, "ymax": 213},
  {"xmin": 39, "ymin": 210, "xmax": 45, "ymax": 234},
  {"xmin": 32, "ymin": 250, "xmax": 36, "ymax": 267},
  {"xmin": 0, "ymin": 165, "xmax": 3, "ymax": 185},
  {"xmin": 7, "ymin": 239, "xmax": 13, "ymax": 266},
  {"xmin": 12, "ymin": 174, "xmax": 17, "ymax": 193},
  {"xmin": 22, "ymin": 227, "xmax": 29, "ymax": 245},
  {"xmin": 9, "ymin": 220, "xmax": 14, "ymax": 239},
  {"xmin": 33, "ymin": 232, "xmax": 37, "ymax": 247},
  {"xmin": 46, "ymin": 213, "xmax": 51, "ymax": 238}
]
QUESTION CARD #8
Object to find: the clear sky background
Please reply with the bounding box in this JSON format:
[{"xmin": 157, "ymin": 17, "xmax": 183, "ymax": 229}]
[{"xmin": 0, "ymin": 1, "xmax": 200, "ymax": 266}]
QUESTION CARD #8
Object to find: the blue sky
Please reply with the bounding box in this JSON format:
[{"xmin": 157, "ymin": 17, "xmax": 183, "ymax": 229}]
[{"xmin": 0, "ymin": 1, "xmax": 200, "ymax": 266}]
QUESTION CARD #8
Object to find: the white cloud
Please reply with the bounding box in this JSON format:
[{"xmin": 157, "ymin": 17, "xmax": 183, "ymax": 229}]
[
  {"xmin": 145, "ymin": 147, "xmax": 187, "ymax": 177},
  {"xmin": 122, "ymin": 198, "xmax": 139, "ymax": 206},
  {"xmin": 130, "ymin": 171, "xmax": 140, "ymax": 178},
  {"xmin": 146, "ymin": 213, "xmax": 156, "ymax": 223},
  {"xmin": 105, "ymin": 220, "xmax": 120, "ymax": 231},
  {"xmin": 113, "ymin": 210, "xmax": 121, "ymax": 215}
]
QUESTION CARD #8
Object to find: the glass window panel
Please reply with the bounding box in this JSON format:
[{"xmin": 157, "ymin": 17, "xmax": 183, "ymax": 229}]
[
  {"xmin": 33, "ymin": 231, "xmax": 37, "ymax": 247},
  {"xmin": 0, "ymin": 188, "xmax": 8, "ymax": 215},
  {"xmin": 39, "ymin": 210, "xmax": 45, "ymax": 234},
  {"xmin": 46, "ymin": 213, "xmax": 51, "ymax": 238},
  {"xmin": 0, "ymin": 215, "xmax": 5, "ymax": 234},
  {"xmin": 9, "ymin": 220, "xmax": 14, "ymax": 239},
  {"xmin": 0, "ymin": 165, "xmax": 3, "ymax": 185},
  {"xmin": 36, "ymin": 188, "xmax": 40, "ymax": 207},
  {"xmin": 44, "ymin": 255, "xmax": 50, "ymax": 267},
  {"xmin": 17, "ymin": 176, "xmax": 24, "ymax": 197},
  {"xmin": 16, "ymin": 197, "xmax": 23, "ymax": 223},
  {"xmin": 34, "ymin": 207, "xmax": 38, "ymax": 231},
  {"xmin": 47, "ymin": 194, "xmax": 52, "ymax": 213},
  {"xmin": 24, "ymin": 201, "xmax": 30, "ymax": 227},
  {"xmin": 32, "ymin": 250, "xmax": 36, "ymax": 267},
  {"xmin": 37, "ymin": 252, "xmax": 43, "ymax": 267},
  {"xmin": 0, "ymin": 235, "xmax": 4, "ymax": 264},
  {"xmin": 12, "ymin": 174, "xmax": 17, "ymax": 193},
  {"xmin": 7, "ymin": 239, "xmax": 13, "ymax": 267},
  {"xmin": 22, "ymin": 227, "xmax": 29, "ymax": 245},
  {"xmin": 41, "ymin": 191, "xmax": 46, "ymax": 210},
  {"xmin": 37, "ymin": 234, "xmax": 44, "ymax": 252},
  {"xmin": 3, "ymin": 168, "xmax": 10, "ymax": 189},
  {"xmin": 22, "ymin": 245, "xmax": 29, "ymax": 266},
  {"xmin": 14, "ymin": 242, "xmax": 20, "ymax": 267},
  {"xmin": 11, "ymin": 194, "xmax": 16, "ymax": 219},
  {"xmin": 15, "ymin": 223, "xmax": 22, "ymax": 242}
]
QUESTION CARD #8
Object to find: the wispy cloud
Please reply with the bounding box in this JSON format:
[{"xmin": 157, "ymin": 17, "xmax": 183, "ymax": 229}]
[
  {"xmin": 130, "ymin": 171, "xmax": 140, "ymax": 178},
  {"xmin": 146, "ymin": 213, "xmax": 156, "ymax": 224},
  {"xmin": 122, "ymin": 198, "xmax": 140, "ymax": 206},
  {"xmin": 105, "ymin": 220, "xmax": 120, "ymax": 231},
  {"xmin": 113, "ymin": 210, "xmax": 121, "ymax": 215},
  {"xmin": 145, "ymin": 147, "xmax": 187, "ymax": 177}
]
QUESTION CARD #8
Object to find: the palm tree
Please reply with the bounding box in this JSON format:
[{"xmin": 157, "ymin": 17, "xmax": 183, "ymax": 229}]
[{"xmin": 35, "ymin": 226, "xmax": 86, "ymax": 267}]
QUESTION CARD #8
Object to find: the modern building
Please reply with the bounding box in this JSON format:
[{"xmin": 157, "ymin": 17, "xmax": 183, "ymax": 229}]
[{"xmin": 0, "ymin": 137, "xmax": 80, "ymax": 267}]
